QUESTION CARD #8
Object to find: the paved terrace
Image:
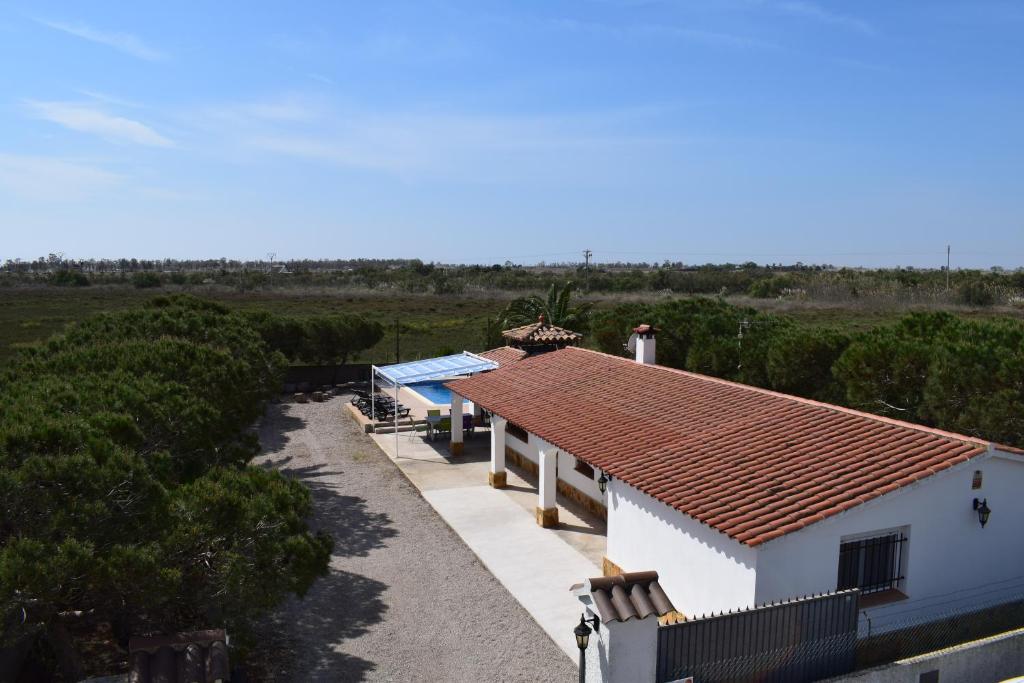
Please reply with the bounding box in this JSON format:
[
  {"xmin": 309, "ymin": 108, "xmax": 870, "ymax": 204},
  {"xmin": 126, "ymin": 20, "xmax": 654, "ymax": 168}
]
[{"xmin": 370, "ymin": 420, "xmax": 606, "ymax": 660}]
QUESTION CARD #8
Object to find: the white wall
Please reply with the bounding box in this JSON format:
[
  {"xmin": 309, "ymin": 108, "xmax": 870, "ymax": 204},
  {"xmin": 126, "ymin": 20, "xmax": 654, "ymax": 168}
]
[
  {"xmin": 607, "ymin": 478, "xmax": 759, "ymax": 617},
  {"xmin": 575, "ymin": 596, "xmax": 659, "ymax": 683},
  {"xmin": 505, "ymin": 426, "xmax": 604, "ymax": 504},
  {"xmin": 505, "ymin": 430, "xmax": 536, "ymax": 464},
  {"xmin": 828, "ymin": 626, "xmax": 1024, "ymax": 683},
  {"xmin": 557, "ymin": 450, "xmax": 604, "ymax": 502},
  {"xmin": 755, "ymin": 451, "xmax": 1024, "ymax": 630}
]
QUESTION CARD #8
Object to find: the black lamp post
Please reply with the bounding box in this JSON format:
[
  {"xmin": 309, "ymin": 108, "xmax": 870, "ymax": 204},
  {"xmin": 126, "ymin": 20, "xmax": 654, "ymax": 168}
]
[
  {"xmin": 574, "ymin": 613, "xmax": 600, "ymax": 683},
  {"xmin": 974, "ymin": 498, "xmax": 991, "ymax": 528}
]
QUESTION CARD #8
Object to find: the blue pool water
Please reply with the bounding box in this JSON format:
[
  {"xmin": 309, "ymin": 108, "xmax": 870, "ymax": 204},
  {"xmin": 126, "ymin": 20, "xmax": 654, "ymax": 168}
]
[{"xmin": 407, "ymin": 380, "xmax": 459, "ymax": 405}]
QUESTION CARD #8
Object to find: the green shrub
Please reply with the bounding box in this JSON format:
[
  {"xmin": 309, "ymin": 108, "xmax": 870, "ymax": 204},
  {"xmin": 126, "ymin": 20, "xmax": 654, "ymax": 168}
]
[
  {"xmin": 131, "ymin": 271, "xmax": 162, "ymax": 288},
  {"xmin": 51, "ymin": 270, "xmax": 90, "ymax": 287}
]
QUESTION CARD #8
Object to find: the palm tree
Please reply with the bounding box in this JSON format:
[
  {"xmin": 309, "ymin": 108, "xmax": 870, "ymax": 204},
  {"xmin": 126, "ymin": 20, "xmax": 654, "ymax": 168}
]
[{"xmin": 499, "ymin": 281, "xmax": 593, "ymax": 331}]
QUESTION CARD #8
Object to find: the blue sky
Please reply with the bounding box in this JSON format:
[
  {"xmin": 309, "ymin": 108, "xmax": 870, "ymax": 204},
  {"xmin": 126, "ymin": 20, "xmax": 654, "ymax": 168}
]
[{"xmin": 1, "ymin": 1, "xmax": 1021, "ymax": 267}]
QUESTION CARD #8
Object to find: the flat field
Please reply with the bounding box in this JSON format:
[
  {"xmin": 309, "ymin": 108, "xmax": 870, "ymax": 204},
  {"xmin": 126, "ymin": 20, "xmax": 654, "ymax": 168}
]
[
  {"xmin": 0, "ymin": 286, "xmax": 509, "ymax": 365},
  {"xmin": 1, "ymin": 285, "xmax": 1020, "ymax": 366}
]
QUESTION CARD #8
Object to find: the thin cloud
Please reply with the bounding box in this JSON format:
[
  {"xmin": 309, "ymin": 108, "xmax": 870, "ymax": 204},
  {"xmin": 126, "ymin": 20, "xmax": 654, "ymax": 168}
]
[
  {"xmin": 35, "ymin": 18, "xmax": 167, "ymax": 60},
  {"xmin": 26, "ymin": 100, "xmax": 174, "ymax": 147},
  {"xmin": 0, "ymin": 153, "xmax": 122, "ymax": 201},
  {"xmin": 549, "ymin": 17, "xmax": 778, "ymax": 50},
  {"xmin": 76, "ymin": 89, "xmax": 144, "ymax": 108},
  {"xmin": 238, "ymin": 109, "xmax": 689, "ymax": 185},
  {"xmin": 775, "ymin": 1, "xmax": 875, "ymax": 35}
]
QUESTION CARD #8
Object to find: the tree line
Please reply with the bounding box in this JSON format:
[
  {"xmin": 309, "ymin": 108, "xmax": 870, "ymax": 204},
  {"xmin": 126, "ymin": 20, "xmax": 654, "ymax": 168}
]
[
  {"xmin": 6, "ymin": 258, "xmax": 1024, "ymax": 307},
  {"xmin": 0, "ymin": 296, "xmax": 381, "ymax": 677},
  {"xmin": 591, "ymin": 299, "xmax": 1024, "ymax": 448}
]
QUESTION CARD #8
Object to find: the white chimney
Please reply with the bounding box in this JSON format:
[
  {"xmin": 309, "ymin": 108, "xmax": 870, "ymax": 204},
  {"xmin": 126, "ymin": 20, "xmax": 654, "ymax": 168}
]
[{"xmin": 634, "ymin": 324, "xmax": 656, "ymax": 365}]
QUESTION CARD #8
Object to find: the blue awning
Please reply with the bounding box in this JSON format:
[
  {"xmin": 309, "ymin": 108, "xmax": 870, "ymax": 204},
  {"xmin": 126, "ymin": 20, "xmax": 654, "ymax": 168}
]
[{"xmin": 373, "ymin": 352, "xmax": 498, "ymax": 386}]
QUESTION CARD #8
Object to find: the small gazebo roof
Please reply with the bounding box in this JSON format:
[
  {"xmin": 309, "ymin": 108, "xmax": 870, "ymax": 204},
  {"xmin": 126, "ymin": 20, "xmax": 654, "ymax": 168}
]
[{"xmin": 501, "ymin": 317, "xmax": 582, "ymax": 347}]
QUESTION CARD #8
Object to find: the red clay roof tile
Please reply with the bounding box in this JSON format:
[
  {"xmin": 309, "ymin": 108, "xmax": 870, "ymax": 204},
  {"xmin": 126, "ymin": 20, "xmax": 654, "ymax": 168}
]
[
  {"xmin": 477, "ymin": 346, "xmax": 528, "ymax": 366},
  {"xmin": 501, "ymin": 322, "xmax": 582, "ymax": 345},
  {"xmin": 447, "ymin": 347, "xmax": 991, "ymax": 546}
]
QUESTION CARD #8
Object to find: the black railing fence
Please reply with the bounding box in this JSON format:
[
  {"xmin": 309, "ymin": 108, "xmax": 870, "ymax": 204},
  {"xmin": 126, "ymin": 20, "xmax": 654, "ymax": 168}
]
[{"xmin": 656, "ymin": 590, "xmax": 861, "ymax": 683}]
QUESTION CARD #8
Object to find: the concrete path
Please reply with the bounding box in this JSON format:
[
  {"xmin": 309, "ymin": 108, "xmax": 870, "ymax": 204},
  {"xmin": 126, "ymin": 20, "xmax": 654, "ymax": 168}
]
[{"xmin": 371, "ymin": 427, "xmax": 604, "ymax": 660}]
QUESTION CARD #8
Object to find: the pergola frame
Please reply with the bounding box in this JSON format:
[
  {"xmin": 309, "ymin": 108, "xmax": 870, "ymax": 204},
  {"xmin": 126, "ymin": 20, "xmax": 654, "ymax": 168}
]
[{"xmin": 371, "ymin": 352, "xmax": 498, "ymax": 457}]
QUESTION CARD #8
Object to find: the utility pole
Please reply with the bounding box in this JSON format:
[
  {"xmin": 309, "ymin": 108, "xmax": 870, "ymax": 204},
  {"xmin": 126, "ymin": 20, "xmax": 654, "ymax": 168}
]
[
  {"xmin": 395, "ymin": 317, "xmax": 400, "ymax": 364},
  {"xmin": 945, "ymin": 245, "xmax": 951, "ymax": 291},
  {"xmin": 583, "ymin": 249, "xmax": 592, "ymax": 291},
  {"xmin": 267, "ymin": 252, "xmax": 276, "ymax": 274}
]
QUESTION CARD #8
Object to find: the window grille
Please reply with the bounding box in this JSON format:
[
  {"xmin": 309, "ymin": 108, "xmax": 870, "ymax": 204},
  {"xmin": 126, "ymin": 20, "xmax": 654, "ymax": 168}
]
[{"xmin": 837, "ymin": 532, "xmax": 907, "ymax": 594}]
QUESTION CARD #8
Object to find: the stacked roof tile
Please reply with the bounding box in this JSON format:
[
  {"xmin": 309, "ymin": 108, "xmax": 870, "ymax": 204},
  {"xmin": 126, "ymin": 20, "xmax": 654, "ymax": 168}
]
[
  {"xmin": 447, "ymin": 347, "xmax": 992, "ymax": 546},
  {"xmin": 579, "ymin": 571, "xmax": 676, "ymax": 623},
  {"xmin": 477, "ymin": 346, "xmax": 529, "ymax": 366},
  {"xmin": 501, "ymin": 322, "xmax": 582, "ymax": 346},
  {"xmin": 128, "ymin": 630, "xmax": 229, "ymax": 683}
]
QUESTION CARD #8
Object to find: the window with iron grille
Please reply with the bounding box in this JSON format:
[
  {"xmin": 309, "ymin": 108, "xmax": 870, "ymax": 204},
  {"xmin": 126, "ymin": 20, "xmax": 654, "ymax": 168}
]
[{"xmin": 837, "ymin": 532, "xmax": 907, "ymax": 594}]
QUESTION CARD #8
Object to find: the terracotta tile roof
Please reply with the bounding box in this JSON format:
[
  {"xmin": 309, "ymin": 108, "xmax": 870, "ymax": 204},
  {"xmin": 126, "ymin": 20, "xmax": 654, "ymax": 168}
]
[
  {"xmin": 478, "ymin": 346, "xmax": 528, "ymax": 366},
  {"xmin": 447, "ymin": 347, "xmax": 991, "ymax": 546},
  {"xmin": 128, "ymin": 629, "xmax": 229, "ymax": 682},
  {"xmin": 574, "ymin": 571, "xmax": 676, "ymax": 623},
  {"xmin": 501, "ymin": 322, "xmax": 582, "ymax": 345}
]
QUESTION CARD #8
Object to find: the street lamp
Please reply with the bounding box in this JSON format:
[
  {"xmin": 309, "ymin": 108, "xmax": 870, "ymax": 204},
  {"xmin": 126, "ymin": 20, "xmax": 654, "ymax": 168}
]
[
  {"xmin": 974, "ymin": 498, "xmax": 991, "ymax": 528},
  {"xmin": 574, "ymin": 613, "xmax": 600, "ymax": 683},
  {"xmin": 597, "ymin": 472, "xmax": 609, "ymax": 495}
]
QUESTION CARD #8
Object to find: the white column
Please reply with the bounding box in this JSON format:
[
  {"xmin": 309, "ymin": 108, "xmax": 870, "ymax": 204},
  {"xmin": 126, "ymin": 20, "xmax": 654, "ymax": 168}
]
[
  {"xmin": 489, "ymin": 415, "xmax": 507, "ymax": 488},
  {"xmin": 449, "ymin": 392, "xmax": 464, "ymax": 455},
  {"xmin": 537, "ymin": 439, "xmax": 559, "ymax": 527}
]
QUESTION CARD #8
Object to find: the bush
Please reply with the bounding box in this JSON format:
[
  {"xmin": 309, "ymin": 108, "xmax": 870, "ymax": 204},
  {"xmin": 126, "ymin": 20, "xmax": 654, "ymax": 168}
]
[
  {"xmin": 131, "ymin": 271, "xmax": 162, "ymax": 288},
  {"xmin": 956, "ymin": 279, "xmax": 996, "ymax": 307},
  {"xmin": 51, "ymin": 270, "xmax": 90, "ymax": 287},
  {"xmin": 244, "ymin": 311, "xmax": 384, "ymax": 365},
  {"xmin": 766, "ymin": 328, "xmax": 850, "ymax": 402}
]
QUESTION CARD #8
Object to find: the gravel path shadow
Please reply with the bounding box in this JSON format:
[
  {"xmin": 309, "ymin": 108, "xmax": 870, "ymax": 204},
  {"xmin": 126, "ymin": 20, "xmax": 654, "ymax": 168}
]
[{"xmin": 253, "ymin": 397, "xmax": 576, "ymax": 682}]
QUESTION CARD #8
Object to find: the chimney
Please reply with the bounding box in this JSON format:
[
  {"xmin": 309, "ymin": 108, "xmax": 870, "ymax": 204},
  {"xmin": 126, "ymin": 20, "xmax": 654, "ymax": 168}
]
[{"xmin": 634, "ymin": 324, "xmax": 656, "ymax": 365}]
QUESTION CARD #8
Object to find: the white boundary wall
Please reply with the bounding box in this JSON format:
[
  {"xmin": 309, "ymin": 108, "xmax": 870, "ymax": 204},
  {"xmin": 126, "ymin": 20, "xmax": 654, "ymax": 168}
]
[{"xmin": 827, "ymin": 626, "xmax": 1024, "ymax": 683}]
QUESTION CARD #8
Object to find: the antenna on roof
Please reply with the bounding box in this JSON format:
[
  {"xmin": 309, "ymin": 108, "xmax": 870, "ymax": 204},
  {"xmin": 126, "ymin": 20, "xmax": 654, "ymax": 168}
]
[{"xmin": 625, "ymin": 332, "xmax": 638, "ymax": 356}]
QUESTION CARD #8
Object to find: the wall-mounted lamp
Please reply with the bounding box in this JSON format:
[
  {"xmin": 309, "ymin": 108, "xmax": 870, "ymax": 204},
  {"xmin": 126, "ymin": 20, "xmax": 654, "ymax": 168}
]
[
  {"xmin": 973, "ymin": 498, "xmax": 991, "ymax": 528},
  {"xmin": 597, "ymin": 473, "xmax": 609, "ymax": 494},
  {"xmin": 574, "ymin": 613, "xmax": 601, "ymax": 683}
]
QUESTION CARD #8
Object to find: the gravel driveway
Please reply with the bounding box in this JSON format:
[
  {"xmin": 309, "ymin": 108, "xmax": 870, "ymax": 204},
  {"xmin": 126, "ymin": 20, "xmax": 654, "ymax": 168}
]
[{"xmin": 254, "ymin": 396, "xmax": 577, "ymax": 682}]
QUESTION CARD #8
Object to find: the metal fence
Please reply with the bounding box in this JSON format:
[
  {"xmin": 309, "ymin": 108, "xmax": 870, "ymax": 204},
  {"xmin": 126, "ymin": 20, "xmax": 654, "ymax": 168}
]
[{"xmin": 655, "ymin": 590, "xmax": 861, "ymax": 683}]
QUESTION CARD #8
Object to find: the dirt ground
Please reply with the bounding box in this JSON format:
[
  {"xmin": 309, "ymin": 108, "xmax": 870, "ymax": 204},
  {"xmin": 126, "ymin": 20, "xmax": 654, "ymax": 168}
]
[{"xmin": 253, "ymin": 395, "xmax": 577, "ymax": 682}]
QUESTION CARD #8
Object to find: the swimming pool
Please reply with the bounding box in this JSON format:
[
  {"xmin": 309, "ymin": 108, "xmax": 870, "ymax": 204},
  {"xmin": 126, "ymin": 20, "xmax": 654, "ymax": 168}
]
[{"xmin": 406, "ymin": 380, "xmax": 473, "ymax": 408}]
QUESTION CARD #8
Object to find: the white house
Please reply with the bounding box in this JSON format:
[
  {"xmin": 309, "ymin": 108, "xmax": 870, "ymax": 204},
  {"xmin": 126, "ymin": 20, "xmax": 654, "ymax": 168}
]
[{"xmin": 447, "ymin": 326, "xmax": 1024, "ymax": 630}]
